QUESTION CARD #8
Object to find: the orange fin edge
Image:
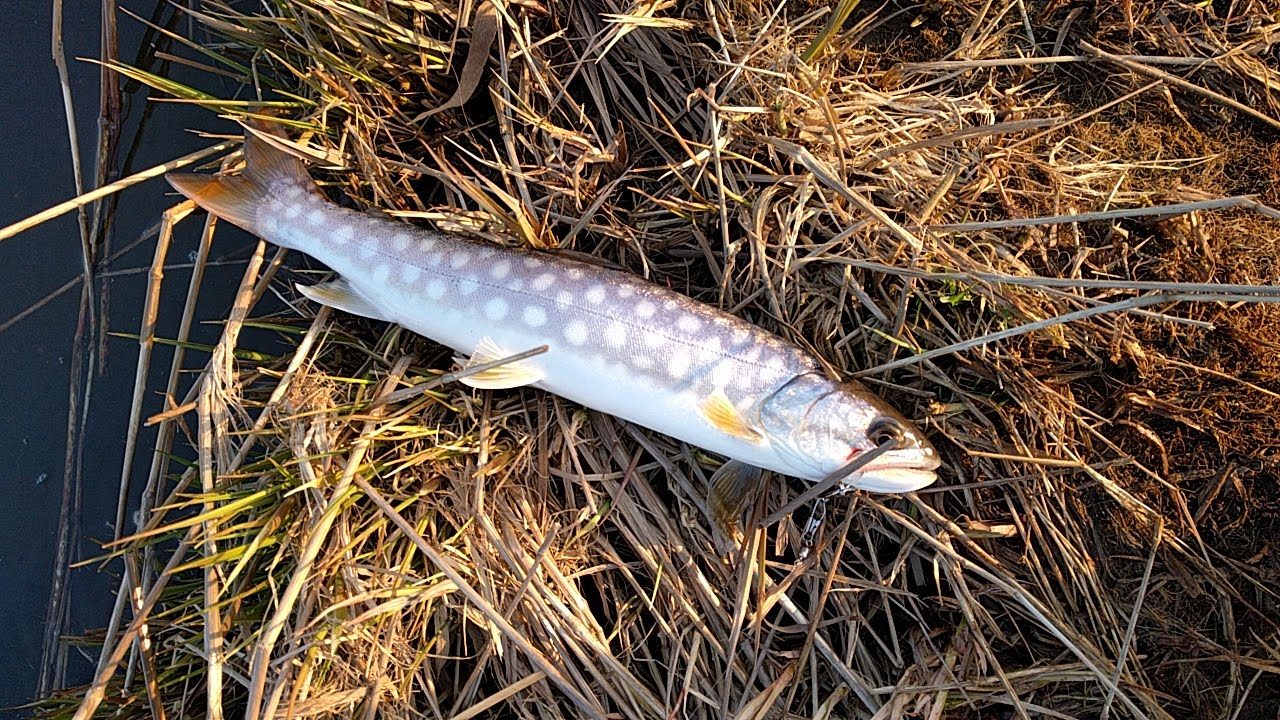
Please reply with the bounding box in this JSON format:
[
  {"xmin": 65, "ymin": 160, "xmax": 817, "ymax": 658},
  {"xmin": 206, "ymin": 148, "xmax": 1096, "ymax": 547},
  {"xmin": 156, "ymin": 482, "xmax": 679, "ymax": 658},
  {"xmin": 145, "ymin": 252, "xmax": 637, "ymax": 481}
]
[
  {"xmin": 166, "ymin": 173, "xmax": 260, "ymax": 233},
  {"xmin": 699, "ymin": 390, "xmax": 763, "ymax": 442}
]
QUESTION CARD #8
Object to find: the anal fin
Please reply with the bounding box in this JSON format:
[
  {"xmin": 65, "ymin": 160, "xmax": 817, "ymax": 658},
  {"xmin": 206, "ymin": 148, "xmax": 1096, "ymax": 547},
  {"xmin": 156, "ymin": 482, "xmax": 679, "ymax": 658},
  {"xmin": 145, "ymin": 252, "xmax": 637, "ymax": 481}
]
[
  {"xmin": 709, "ymin": 460, "xmax": 765, "ymax": 535},
  {"xmin": 455, "ymin": 336, "xmax": 546, "ymax": 389},
  {"xmin": 296, "ymin": 279, "xmax": 383, "ymax": 319}
]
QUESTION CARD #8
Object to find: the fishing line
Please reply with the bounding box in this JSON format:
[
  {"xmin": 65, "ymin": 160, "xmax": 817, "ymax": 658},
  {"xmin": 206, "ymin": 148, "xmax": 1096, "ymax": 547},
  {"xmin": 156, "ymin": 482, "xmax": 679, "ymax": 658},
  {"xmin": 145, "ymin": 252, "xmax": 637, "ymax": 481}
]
[{"xmin": 761, "ymin": 437, "xmax": 901, "ymax": 527}]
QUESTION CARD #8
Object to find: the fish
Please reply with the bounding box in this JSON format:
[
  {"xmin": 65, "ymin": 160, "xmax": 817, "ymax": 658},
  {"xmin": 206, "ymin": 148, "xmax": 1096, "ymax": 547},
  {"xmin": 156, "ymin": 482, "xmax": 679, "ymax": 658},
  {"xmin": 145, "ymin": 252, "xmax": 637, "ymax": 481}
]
[{"xmin": 167, "ymin": 122, "xmax": 940, "ymax": 528}]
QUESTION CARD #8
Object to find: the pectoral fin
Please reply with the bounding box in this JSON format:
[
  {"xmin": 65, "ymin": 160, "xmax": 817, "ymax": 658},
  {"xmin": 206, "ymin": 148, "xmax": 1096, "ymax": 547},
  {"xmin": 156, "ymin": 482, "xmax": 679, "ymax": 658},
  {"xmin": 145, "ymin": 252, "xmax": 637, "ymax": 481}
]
[
  {"xmin": 296, "ymin": 279, "xmax": 383, "ymax": 319},
  {"xmin": 709, "ymin": 460, "xmax": 765, "ymax": 535},
  {"xmin": 456, "ymin": 336, "xmax": 546, "ymax": 389},
  {"xmin": 699, "ymin": 390, "xmax": 762, "ymax": 442}
]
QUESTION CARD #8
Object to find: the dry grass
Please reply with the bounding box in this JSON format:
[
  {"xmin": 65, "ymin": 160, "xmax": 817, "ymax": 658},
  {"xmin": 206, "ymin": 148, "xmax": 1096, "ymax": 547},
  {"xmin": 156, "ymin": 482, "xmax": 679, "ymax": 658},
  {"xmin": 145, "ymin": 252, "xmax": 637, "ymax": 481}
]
[{"xmin": 18, "ymin": 1, "xmax": 1280, "ymax": 718}]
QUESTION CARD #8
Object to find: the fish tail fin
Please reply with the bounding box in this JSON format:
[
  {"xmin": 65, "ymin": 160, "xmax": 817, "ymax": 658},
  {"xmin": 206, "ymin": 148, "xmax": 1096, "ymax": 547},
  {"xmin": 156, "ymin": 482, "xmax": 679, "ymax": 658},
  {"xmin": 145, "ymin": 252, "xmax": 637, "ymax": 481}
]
[{"xmin": 166, "ymin": 119, "xmax": 317, "ymax": 237}]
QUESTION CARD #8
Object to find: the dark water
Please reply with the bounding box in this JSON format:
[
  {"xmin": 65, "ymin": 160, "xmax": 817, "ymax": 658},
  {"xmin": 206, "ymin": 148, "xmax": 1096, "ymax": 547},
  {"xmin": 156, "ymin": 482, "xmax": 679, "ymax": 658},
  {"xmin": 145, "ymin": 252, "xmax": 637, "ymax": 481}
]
[{"xmin": 1, "ymin": 2, "xmax": 253, "ymax": 714}]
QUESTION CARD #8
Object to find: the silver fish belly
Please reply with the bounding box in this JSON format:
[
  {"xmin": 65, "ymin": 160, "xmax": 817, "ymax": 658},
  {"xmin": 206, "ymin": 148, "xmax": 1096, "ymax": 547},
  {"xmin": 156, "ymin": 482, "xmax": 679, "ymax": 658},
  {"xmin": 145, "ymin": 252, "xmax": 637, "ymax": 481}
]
[{"xmin": 272, "ymin": 197, "xmax": 822, "ymax": 475}]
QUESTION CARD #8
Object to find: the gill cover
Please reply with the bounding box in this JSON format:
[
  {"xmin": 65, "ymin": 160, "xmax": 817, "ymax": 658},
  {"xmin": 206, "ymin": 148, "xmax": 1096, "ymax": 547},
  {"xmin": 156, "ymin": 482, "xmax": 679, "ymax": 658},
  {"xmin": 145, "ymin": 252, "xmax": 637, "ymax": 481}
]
[{"xmin": 758, "ymin": 373, "xmax": 838, "ymax": 469}]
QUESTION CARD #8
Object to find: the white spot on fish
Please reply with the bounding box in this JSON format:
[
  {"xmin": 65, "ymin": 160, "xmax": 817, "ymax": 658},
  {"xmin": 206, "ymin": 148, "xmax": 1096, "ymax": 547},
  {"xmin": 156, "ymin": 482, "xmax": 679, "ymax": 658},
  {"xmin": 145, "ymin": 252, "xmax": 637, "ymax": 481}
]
[
  {"xmin": 333, "ymin": 225, "xmax": 354, "ymax": 244},
  {"xmin": 667, "ymin": 352, "xmax": 690, "ymax": 379},
  {"xmin": 604, "ymin": 320, "xmax": 627, "ymax": 348},
  {"xmin": 284, "ymin": 184, "xmax": 303, "ymax": 199},
  {"xmin": 307, "ymin": 208, "xmax": 325, "ymax": 226},
  {"xmin": 450, "ymin": 252, "xmax": 470, "ymax": 269},
  {"xmin": 556, "ymin": 290, "xmax": 574, "ymax": 305},
  {"xmin": 484, "ymin": 298, "xmax": 508, "ymax": 321},
  {"xmin": 585, "ymin": 285, "xmax": 606, "ymax": 304},
  {"xmin": 532, "ymin": 273, "xmax": 555, "ymax": 291},
  {"xmin": 711, "ymin": 361, "xmax": 734, "ymax": 388},
  {"xmin": 642, "ymin": 329, "xmax": 666, "ymax": 349},
  {"xmin": 393, "ymin": 232, "xmax": 413, "ymax": 252},
  {"xmin": 372, "ymin": 264, "xmax": 391, "ymax": 285},
  {"xmin": 400, "ymin": 264, "xmax": 421, "ymax": 284},
  {"xmin": 565, "ymin": 320, "xmax": 588, "ymax": 346},
  {"xmin": 677, "ymin": 316, "xmax": 700, "ymax": 333},
  {"xmin": 458, "ymin": 278, "xmax": 479, "ymax": 295},
  {"xmin": 567, "ymin": 268, "xmax": 584, "ymax": 280},
  {"xmin": 420, "ymin": 236, "xmax": 436, "ymax": 251},
  {"xmin": 636, "ymin": 301, "xmax": 656, "ymax": 318},
  {"xmin": 523, "ymin": 305, "xmax": 547, "ymax": 327},
  {"xmin": 633, "ymin": 354, "xmax": 653, "ymax": 370},
  {"xmin": 284, "ymin": 204, "xmax": 301, "ymax": 219},
  {"xmin": 425, "ymin": 279, "xmax": 445, "ymax": 300},
  {"xmin": 491, "ymin": 260, "xmax": 511, "ymax": 280},
  {"xmin": 765, "ymin": 355, "xmax": 786, "ymax": 375},
  {"xmin": 618, "ymin": 285, "xmax": 635, "ymax": 298},
  {"xmin": 358, "ymin": 243, "xmax": 377, "ymax": 259},
  {"xmin": 523, "ymin": 256, "xmax": 540, "ymax": 269}
]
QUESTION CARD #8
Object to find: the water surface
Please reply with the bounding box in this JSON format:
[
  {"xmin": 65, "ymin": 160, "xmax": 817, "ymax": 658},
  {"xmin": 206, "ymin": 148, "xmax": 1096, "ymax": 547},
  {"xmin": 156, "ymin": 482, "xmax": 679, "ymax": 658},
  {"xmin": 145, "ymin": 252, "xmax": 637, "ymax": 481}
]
[{"xmin": 1, "ymin": 3, "xmax": 256, "ymax": 713}]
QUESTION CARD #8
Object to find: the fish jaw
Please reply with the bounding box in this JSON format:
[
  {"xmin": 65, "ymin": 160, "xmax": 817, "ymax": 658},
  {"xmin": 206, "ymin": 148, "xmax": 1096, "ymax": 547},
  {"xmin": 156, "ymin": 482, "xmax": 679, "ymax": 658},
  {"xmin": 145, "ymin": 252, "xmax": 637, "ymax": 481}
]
[
  {"xmin": 844, "ymin": 447, "xmax": 942, "ymax": 493},
  {"xmin": 850, "ymin": 467, "xmax": 939, "ymax": 493},
  {"xmin": 847, "ymin": 423, "xmax": 942, "ymax": 492}
]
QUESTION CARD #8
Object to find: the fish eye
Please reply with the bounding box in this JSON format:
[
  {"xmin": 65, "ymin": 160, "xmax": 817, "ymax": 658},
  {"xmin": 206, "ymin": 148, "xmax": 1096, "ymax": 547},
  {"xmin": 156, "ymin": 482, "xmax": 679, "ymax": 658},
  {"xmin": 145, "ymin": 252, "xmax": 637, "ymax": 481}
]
[{"xmin": 868, "ymin": 416, "xmax": 907, "ymax": 449}]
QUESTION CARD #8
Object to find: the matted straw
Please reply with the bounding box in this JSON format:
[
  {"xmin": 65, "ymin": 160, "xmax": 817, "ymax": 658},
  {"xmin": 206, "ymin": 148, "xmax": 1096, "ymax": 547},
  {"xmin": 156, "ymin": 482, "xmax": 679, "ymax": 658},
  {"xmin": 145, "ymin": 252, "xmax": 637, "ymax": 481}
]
[{"xmin": 13, "ymin": 1, "xmax": 1280, "ymax": 719}]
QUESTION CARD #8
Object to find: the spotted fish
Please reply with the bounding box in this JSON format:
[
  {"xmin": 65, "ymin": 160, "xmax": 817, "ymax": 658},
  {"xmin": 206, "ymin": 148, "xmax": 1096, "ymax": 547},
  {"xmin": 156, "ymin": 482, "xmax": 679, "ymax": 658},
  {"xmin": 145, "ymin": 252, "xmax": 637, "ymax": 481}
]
[{"xmin": 168, "ymin": 122, "xmax": 940, "ymax": 526}]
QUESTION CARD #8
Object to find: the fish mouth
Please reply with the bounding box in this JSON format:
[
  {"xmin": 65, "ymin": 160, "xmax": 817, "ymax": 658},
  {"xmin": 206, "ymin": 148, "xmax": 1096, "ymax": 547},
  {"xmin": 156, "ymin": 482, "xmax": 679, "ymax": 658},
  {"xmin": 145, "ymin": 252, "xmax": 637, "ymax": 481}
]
[{"xmin": 849, "ymin": 466, "xmax": 939, "ymax": 493}]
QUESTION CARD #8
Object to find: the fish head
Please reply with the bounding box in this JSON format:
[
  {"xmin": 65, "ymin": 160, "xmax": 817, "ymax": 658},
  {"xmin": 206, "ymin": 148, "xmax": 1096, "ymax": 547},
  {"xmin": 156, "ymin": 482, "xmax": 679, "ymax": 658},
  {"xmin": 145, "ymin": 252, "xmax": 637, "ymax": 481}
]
[{"xmin": 759, "ymin": 373, "xmax": 940, "ymax": 492}]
